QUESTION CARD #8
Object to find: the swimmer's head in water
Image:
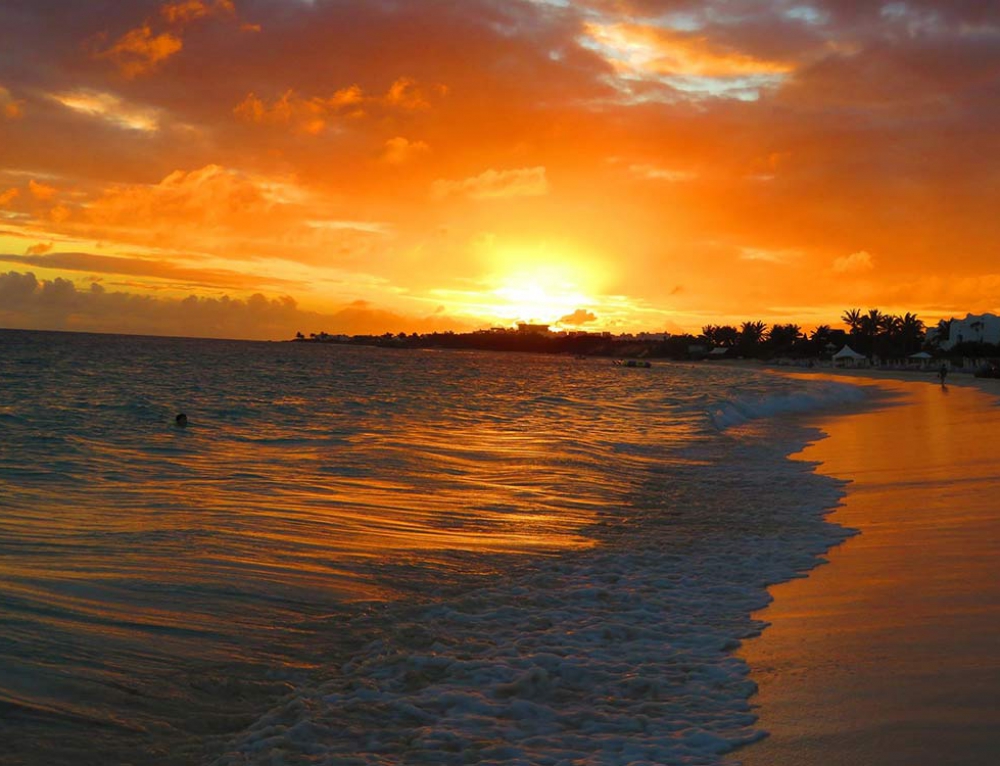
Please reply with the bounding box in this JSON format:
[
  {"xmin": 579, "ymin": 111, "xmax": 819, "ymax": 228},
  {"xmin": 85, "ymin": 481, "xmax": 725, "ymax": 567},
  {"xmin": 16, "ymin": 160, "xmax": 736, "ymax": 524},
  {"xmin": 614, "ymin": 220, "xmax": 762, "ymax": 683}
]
[{"xmin": 175, "ymin": 413, "xmax": 188, "ymax": 427}]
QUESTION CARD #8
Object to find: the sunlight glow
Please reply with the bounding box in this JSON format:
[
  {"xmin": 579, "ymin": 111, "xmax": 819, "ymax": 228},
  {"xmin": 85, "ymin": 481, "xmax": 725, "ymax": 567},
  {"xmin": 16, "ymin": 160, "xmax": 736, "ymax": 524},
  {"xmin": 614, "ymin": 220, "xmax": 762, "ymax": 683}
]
[{"xmin": 479, "ymin": 243, "xmax": 607, "ymax": 325}]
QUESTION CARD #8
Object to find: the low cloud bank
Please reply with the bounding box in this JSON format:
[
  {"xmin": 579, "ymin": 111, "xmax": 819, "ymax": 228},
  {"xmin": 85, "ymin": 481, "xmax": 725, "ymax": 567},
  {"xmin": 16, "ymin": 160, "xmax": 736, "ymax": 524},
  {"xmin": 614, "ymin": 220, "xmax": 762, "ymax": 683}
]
[{"xmin": 0, "ymin": 271, "xmax": 468, "ymax": 340}]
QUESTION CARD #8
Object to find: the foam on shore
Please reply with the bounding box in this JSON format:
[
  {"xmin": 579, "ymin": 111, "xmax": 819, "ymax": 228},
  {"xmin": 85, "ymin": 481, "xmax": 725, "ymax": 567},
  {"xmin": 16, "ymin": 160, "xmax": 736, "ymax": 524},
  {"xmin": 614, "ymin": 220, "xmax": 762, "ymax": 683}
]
[
  {"xmin": 211, "ymin": 379, "xmax": 869, "ymax": 765},
  {"xmin": 709, "ymin": 378, "xmax": 869, "ymax": 430}
]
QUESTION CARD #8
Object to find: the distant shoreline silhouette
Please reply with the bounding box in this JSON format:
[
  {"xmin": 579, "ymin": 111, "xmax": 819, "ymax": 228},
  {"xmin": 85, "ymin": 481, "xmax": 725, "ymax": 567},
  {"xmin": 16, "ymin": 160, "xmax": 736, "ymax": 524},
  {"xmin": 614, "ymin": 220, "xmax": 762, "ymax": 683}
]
[{"xmin": 290, "ymin": 308, "xmax": 1000, "ymax": 370}]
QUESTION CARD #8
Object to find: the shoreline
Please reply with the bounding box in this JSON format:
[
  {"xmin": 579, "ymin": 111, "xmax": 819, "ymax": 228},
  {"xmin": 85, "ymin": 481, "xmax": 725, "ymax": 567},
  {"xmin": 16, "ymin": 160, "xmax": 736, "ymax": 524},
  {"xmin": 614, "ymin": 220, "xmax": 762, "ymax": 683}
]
[{"xmin": 732, "ymin": 371, "xmax": 1000, "ymax": 764}]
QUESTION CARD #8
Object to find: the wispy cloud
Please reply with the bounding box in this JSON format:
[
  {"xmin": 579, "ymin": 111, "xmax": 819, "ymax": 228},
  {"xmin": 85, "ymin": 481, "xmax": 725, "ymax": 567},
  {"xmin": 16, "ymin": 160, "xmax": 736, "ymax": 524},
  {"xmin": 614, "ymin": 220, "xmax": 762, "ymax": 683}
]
[
  {"xmin": 582, "ymin": 21, "xmax": 794, "ymax": 99},
  {"xmin": 28, "ymin": 180, "xmax": 58, "ymax": 201},
  {"xmin": 382, "ymin": 137, "xmax": 430, "ymax": 164},
  {"xmin": 432, "ymin": 167, "xmax": 549, "ymax": 200},
  {"xmin": 628, "ymin": 163, "xmax": 696, "ymax": 182},
  {"xmin": 740, "ymin": 247, "xmax": 800, "ymax": 264},
  {"xmin": 51, "ymin": 90, "xmax": 161, "ymax": 132},
  {"xmin": 234, "ymin": 78, "xmax": 441, "ymax": 134},
  {"xmin": 0, "ymin": 85, "xmax": 25, "ymax": 120},
  {"xmin": 833, "ymin": 250, "xmax": 875, "ymax": 274},
  {"xmin": 0, "ymin": 251, "xmax": 299, "ymax": 290}
]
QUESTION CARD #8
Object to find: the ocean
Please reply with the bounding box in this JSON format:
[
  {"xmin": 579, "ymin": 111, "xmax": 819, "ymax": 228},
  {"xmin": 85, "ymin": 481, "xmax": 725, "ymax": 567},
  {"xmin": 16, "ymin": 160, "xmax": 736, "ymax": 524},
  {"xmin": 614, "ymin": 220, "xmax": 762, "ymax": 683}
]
[{"xmin": 0, "ymin": 329, "xmax": 872, "ymax": 765}]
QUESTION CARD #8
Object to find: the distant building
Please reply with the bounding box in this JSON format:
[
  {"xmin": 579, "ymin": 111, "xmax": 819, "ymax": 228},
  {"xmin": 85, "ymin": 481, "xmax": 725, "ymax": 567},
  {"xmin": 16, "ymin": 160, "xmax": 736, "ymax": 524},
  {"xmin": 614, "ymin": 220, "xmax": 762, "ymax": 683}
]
[
  {"xmin": 517, "ymin": 323, "xmax": 550, "ymax": 335},
  {"xmin": 933, "ymin": 313, "xmax": 1000, "ymax": 350},
  {"xmin": 687, "ymin": 343, "xmax": 709, "ymax": 358}
]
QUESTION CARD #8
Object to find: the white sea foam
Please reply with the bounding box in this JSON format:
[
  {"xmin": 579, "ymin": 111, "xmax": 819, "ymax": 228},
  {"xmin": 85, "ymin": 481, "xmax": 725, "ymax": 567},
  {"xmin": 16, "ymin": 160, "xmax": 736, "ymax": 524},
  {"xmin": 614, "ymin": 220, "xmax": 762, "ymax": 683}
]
[
  {"xmin": 708, "ymin": 378, "xmax": 869, "ymax": 430},
  {"xmin": 212, "ymin": 394, "xmax": 858, "ymax": 765}
]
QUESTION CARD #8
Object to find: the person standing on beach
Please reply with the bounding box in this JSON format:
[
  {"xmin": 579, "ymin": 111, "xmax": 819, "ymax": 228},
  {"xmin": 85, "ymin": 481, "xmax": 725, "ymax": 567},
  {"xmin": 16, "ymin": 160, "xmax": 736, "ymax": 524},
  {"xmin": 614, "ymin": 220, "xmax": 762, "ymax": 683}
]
[{"xmin": 939, "ymin": 364, "xmax": 948, "ymax": 385}]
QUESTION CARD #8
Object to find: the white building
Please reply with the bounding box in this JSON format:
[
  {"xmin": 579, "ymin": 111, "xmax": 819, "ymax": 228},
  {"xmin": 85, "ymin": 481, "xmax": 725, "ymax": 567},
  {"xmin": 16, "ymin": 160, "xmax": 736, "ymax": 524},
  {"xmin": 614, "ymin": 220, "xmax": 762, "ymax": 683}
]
[{"xmin": 933, "ymin": 313, "xmax": 1000, "ymax": 350}]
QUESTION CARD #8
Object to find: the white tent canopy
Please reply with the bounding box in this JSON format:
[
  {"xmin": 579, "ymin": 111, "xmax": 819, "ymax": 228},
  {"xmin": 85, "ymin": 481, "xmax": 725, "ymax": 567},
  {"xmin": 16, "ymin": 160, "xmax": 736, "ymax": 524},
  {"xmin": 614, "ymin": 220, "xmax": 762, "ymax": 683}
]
[
  {"xmin": 909, "ymin": 351, "xmax": 933, "ymax": 359},
  {"xmin": 833, "ymin": 345, "xmax": 866, "ymax": 360}
]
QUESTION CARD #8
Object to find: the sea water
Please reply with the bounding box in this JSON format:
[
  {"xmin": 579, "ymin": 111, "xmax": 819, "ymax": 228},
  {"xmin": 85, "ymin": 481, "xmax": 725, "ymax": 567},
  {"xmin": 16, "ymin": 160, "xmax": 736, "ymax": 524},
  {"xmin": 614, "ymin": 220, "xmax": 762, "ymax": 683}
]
[{"xmin": 0, "ymin": 329, "xmax": 873, "ymax": 765}]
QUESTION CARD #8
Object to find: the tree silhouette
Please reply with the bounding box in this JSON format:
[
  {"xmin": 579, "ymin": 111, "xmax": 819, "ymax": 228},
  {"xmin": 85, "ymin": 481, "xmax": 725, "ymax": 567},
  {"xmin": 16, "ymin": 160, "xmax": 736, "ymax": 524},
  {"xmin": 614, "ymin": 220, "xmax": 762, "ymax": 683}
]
[
  {"xmin": 897, "ymin": 313, "xmax": 925, "ymax": 355},
  {"xmin": 740, "ymin": 320, "xmax": 767, "ymax": 343},
  {"xmin": 716, "ymin": 325, "xmax": 739, "ymax": 347},
  {"xmin": 841, "ymin": 308, "xmax": 863, "ymax": 334},
  {"xmin": 810, "ymin": 324, "xmax": 831, "ymax": 343},
  {"xmin": 857, "ymin": 308, "xmax": 884, "ymax": 356},
  {"xmin": 738, "ymin": 320, "xmax": 767, "ymax": 355},
  {"xmin": 767, "ymin": 324, "xmax": 803, "ymax": 355}
]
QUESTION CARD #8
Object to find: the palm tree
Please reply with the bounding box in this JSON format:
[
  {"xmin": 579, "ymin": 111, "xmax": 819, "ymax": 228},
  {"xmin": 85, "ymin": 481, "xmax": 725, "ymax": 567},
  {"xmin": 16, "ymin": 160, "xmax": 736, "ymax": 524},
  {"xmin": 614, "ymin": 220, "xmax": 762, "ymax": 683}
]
[
  {"xmin": 880, "ymin": 314, "xmax": 903, "ymax": 338},
  {"xmin": 715, "ymin": 325, "xmax": 739, "ymax": 348},
  {"xmin": 738, "ymin": 320, "xmax": 768, "ymax": 357},
  {"xmin": 898, "ymin": 313, "xmax": 925, "ymax": 355},
  {"xmin": 810, "ymin": 324, "xmax": 832, "ymax": 342},
  {"xmin": 860, "ymin": 308, "xmax": 883, "ymax": 336},
  {"xmin": 768, "ymin": 324, "xmax": 803, "ymax": 356},
  {"xmin": 841, "ymin": 308, "xmax": 863, "ymax": 335},
  {"xmin": 740, "ymin": 320, "xmax": 767, "ymax": 344},
  {"xmin": 809, "ymin": 324, "xmax": 832, "ymax": 356},
  {"xmin": 859, "ymin": 308, "xmax": 884, "ymax": 357}
]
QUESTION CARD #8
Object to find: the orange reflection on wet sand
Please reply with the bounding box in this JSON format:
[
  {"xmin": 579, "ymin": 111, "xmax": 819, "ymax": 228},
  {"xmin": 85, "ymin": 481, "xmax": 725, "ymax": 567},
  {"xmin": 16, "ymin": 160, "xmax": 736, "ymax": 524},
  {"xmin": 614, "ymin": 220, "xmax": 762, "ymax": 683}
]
[{"xmin": 736, "ymin": 376, "xmax": 1000, "ymax": 765}]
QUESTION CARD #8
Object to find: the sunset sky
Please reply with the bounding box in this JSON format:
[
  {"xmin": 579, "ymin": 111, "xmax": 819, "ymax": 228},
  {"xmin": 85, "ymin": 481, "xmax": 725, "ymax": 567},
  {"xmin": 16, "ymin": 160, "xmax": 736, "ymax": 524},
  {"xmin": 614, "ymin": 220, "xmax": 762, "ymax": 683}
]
[{"xmin": 2, "ymin": 0, "xmax": 999, "ymax": 339}]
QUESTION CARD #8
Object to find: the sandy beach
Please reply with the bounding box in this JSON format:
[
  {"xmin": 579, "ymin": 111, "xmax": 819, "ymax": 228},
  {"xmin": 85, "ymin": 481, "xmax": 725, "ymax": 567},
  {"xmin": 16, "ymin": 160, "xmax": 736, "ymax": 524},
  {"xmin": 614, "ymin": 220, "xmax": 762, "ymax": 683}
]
[{"xmin": 734, "ymin": 370, "xmax": 1000, "ymax": 765}]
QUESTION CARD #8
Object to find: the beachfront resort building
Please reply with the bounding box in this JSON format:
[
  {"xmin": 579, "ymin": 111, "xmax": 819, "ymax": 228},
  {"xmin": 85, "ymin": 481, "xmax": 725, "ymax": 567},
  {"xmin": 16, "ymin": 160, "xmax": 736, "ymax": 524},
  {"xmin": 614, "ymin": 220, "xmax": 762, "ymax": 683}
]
[{"xmin": 930, "ymin": 313, "xmax": 1000, "ymax": 350}]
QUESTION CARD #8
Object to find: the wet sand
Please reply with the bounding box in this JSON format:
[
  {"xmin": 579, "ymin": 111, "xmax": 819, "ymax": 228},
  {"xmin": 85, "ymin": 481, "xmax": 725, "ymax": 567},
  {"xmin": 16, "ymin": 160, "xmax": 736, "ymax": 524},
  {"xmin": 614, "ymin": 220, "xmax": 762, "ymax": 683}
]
[{"xmin": 734, "ymin": 374, "xmax": 1000, "ymax": 765}]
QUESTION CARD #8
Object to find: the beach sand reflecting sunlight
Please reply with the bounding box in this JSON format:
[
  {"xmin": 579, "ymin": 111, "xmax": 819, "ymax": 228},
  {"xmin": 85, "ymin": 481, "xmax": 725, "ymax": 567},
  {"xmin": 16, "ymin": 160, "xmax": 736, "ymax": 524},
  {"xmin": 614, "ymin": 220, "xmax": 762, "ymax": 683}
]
[{"xmin": 736, "ymin": 375, "xmax": 1000, "ymax": 766}]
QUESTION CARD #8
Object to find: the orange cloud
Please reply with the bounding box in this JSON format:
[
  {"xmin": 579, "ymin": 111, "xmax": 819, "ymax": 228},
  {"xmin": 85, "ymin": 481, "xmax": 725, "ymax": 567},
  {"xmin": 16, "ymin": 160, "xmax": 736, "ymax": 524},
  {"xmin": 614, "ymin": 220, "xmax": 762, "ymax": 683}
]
[
  {"xmin": 51, "ymin": 90, "xmax": 160, "ymax": 132},
  {"xmin": 0, "ymin": 86, "xmax": 24, "ymax": 119},
  {"xmin": 234, "ymin": 87, "xmax": 365, "ymax": 133},
  {"xmin": 89, "ymin": 164, "xmax": 273, "ymax": 227},
  {"xmin": 833, "ymin": 250, "xmax": 875, "ymax": 274},
  {"xmin": 95, "ymin": 25, "xmax": 183, "ymax": 78},
  {"xmin": 628, "ymin": 163, "xmax": 695, "ymax": 182},
  {"xmin": 29, "ymin": 180, "xmax": 58, "ymax": 201},
  {"xmin": 0, "ymin": 188, "xmax": 19, "ymax": 207},
  {"xmin": 161, "ymin": 0, "xmax": 234, "ymax": 26},
  {"xmin": 383, "ymin": 77, "xmax": 432, "ymax": 110},
  {"xmin": 49, "ymin": 205, "xmax": 71, "ymax": 223},
  {"xmin": 0, "ymin": 251, "xmax": 299, "ymax": 291},
  {"xmin": 94, "ymin": 0, "xmax": 246, "ymax": 78},
  {"xmin": 234, "ymin": 79, "xmax": 439, "ymax": 133},
  {"xmin": 0, "ymin": 270, "xmax": 470, "ymax": 340},
  {"xmin": 432, "ymin": 167, "xmax": 549, "ymax": 200},
  {"xmin": 382, "ymin": 137, "xmax": 430, "ymax": 164},
  {"xmin": 7, "ymin": 0, "xmax": 1000, "ymax": 337},
  {"xmin": 583, "ymin": 21, "xmax": 795, "ymax": 98},
  {"xmin": 24, "ymin": 242, "xmax": 54, "ymax": 256},
  {"xmin": 558, "ymin": 308, "xmax": 597, "ymax": 326}
]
